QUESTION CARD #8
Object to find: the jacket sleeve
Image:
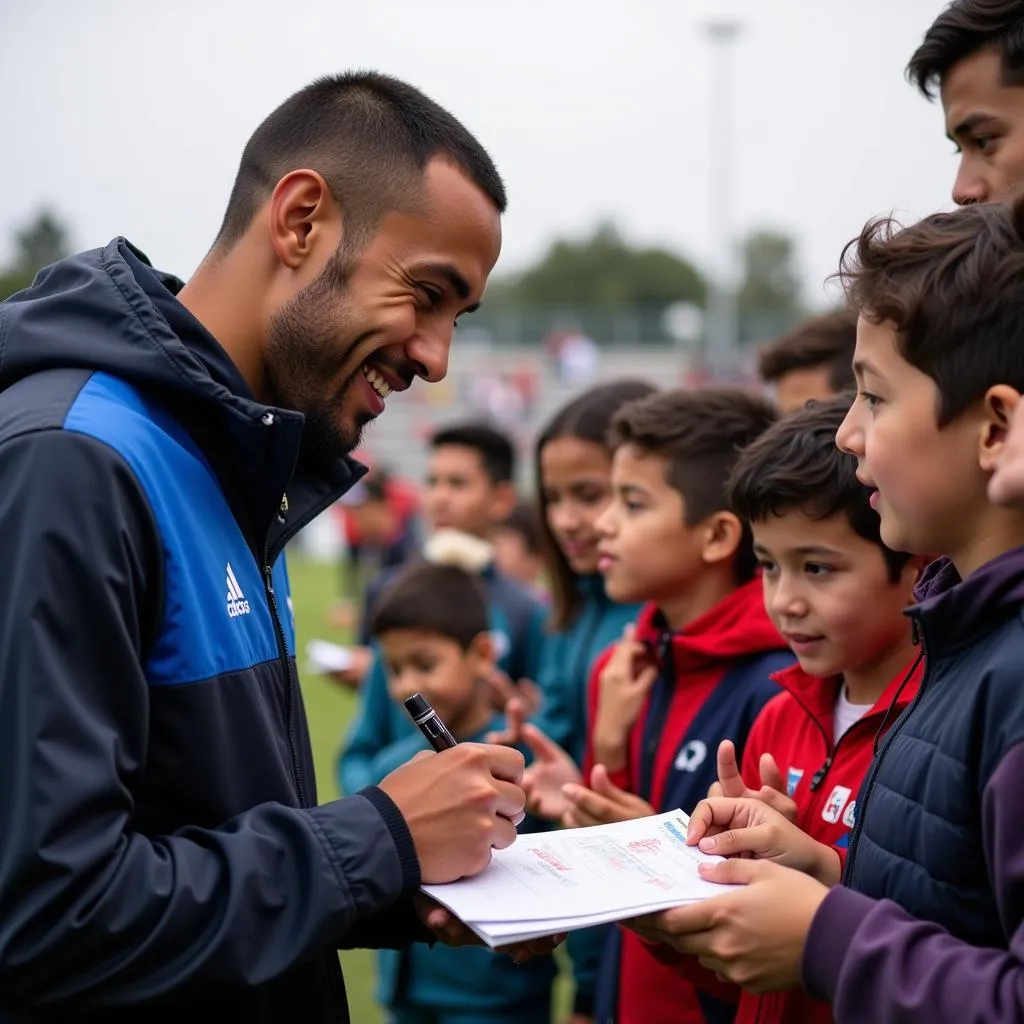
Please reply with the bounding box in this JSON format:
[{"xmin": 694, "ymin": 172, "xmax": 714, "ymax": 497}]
[
  {"xmin": 338, "ymin": 648, "xmax": 404, "ymax": 794},
  {"xmin": 0, "ymin": 431, "xmax": 420, "ymax": 1007},
  {"xmin": 803, "ymin": 741, "xmax": 1024, "ymax": 1022}
]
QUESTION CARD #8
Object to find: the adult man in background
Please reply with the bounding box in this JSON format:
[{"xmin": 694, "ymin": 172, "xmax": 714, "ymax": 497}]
[
  {"xmin": 0, "ymin": 72, "xmax": 548, "ymax": 1024},
  {"xmin": 756, "ymin": 311, "xmax": 856, "ymax": 414},
  {"xmin": 908, "ymin": 0, "xmax": 1024, "ymax": 206}
]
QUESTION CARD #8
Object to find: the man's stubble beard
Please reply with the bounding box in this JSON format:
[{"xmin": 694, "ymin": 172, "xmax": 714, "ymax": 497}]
[{"xmin": 265, "ymin": 246, "xmax": 371, "ymax": 465}]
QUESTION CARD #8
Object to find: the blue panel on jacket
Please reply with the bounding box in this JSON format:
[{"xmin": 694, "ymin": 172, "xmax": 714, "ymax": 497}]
[{"xmin": 63, "ymin": 373, "xmax": 286, "ymax": 685}]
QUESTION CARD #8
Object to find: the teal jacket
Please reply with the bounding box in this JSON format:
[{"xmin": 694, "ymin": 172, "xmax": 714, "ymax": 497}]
[
  {"xmin": 534, "ymin": 575, "xmax": 642, "ymax": 765},
  {"xmin": 338, "ymin": 563, "xmax": 547, "ymax": 796},
  {"xmin": 533, "ymin": 575, "xmax": 641, "ymax": 1018}
]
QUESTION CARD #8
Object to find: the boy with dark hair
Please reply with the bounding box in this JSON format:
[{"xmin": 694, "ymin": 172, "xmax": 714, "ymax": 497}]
[
  {"xmin": 756, "ymin": 312, "xmax": 857, "ymax": 415},
  {"xmin": 340, "ymin": 421, "xmax": 546, "ymax": 794},
  {"xmin": 908, "ymin": 0, "xmax": 1024, "ymax": 206},
  {"xmin": 622, "ymin": 194, "xmax": 1024, "ymax": 1024},
  {"xmin": 707, "ymin": 395, "xmax": 922, "ymax": 1024},
  {"xmin": 526, "ymin": 387, "xmax": 792, "ymax": 1024},
  {"xmin": 362, "ymin": 552, "xmax": 556, "ymax": 1024}
]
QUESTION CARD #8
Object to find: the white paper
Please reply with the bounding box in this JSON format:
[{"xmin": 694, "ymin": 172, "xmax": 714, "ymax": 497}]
[
  {"xmin": 422, "ymin": 810, "xmax": 734, "ymax": 947},
  {"xmin": 305, "ymin": 639, "xmax": 356, "ymax": 674}
]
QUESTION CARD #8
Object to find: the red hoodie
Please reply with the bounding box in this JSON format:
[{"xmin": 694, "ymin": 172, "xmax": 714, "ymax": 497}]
[{"xmin": 585, "ymin": 579, "xmax": 793, "ymax": 1024}]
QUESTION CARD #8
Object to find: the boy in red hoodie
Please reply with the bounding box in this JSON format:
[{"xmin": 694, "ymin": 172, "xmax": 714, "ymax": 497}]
[{"xmin": 548, "ymin": 387, "xmax": 793, "ymax": 1024}]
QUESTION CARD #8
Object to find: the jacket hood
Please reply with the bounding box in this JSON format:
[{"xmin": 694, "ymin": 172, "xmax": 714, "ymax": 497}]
[
  {"xmin": 634, "ymin": 578, "xmax": 787, "ymax": 674},
  {"xmin": 0, "ymin": 239, "xmax": 363, "ymax": 533},
  {"xmin": 911, "ymin": 547, "xmax": 1024, "ymax": 654}
]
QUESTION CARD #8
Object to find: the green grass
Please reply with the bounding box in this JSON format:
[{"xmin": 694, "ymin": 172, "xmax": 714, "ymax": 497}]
[
  {"xmin": 289, "ymin": 551, "xmax": 572, "ymax": 1022},
  {"xmin": 289, "ymin": 552, "xmax": 383, "ymax": 1024}
]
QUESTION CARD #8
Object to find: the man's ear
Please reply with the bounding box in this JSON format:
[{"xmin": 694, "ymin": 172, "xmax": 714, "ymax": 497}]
[
  {"xmin": 267, "ymin": 169, "xmax": 342, "ymax": 271},
  {"xmin": 700, "ymin": 511, "xmax": 744, "ymax": 567},
  {"xmin": 979, "ymin": 384, "xmax": 1022, "ymax": 473}
]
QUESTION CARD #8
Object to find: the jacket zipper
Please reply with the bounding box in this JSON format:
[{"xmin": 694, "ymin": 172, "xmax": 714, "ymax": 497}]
[
  {"xmin": 843, "ymin": 618, "xmax": 930, "ymax": 884},
  {"xmin": 263, "ymin": 556, "xmax": 307, "ymax": 808}
]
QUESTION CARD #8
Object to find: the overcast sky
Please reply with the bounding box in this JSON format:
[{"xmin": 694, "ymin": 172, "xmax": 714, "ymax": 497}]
[{"xmin": 1, "ymin": 0, "xmax": 953, "ymax": 306}]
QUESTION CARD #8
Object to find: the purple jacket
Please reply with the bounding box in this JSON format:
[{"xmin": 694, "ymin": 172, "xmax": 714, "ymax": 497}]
[{"xmin": 802, "ymin": 546, "xmax": 1024, "ymax": 1022}]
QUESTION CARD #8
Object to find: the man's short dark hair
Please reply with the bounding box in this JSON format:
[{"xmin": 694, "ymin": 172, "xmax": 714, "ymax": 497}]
[
  {"xmin": 370, "ymin": 562, "xmax": 489, "ymax": 649},
  {"xmin": 216, "ymin": 71, "xmax": 506, "ymax": 252},
  {"xmin": 609, "ymin": 388, "xmax": 778, "ymax": 582},
  {"xmin": 757, "ymin": 312, "xmax": 857, "ymax": 392},
  {"xmin": 834, "ymin": 194, "xmax": 1024, "ymax": 425},
  {"xmin": 907, "ymin": 0, "xmax": 1024, "ymax": 100},
  {"xmin": 728, "ymin": 395, "xmax": 912, "ymax": 582},
  {"xmin": 430, "ymin": 422, "xmax": 516, "ymax": 484}
]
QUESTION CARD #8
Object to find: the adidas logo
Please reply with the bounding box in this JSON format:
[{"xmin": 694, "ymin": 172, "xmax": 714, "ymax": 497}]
[{"xmin": 226, "ymin": 563, "xmax": 251, "ymax": 618}]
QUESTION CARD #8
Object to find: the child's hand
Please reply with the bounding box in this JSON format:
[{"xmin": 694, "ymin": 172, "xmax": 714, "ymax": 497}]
[
  {"xmin": 561, "ymin": 764, "xmax": 655, "ymax": 828},
  {"xmin": 707, "ymin": 740, "xmax": 798, "ymax": 822},
  {"xmin": 520, "ymin": 723, "xmax": 582, "ymax": 822},
  {"xmin": 485, "ymin": 670, "xmax": 543, "ymax": 718},
  {"xmin": 687, "ymin": 796, "xmax": 841, "ymax": 886},
  {"xmin": 485, "ymin": 697, "xmax": 527, "ymax": 748},
  {"xmin": 623, "ymin": 859, "xmax": 827, "ymax": 993},
  {"xmin": 592, "ymin": 624, "xmax": 658, "ymax": 770}
]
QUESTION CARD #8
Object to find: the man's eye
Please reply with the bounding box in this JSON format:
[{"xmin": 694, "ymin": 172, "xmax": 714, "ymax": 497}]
[{"xmin": 419, "ymin": 285, "xmax": 443, "ymax": 308}]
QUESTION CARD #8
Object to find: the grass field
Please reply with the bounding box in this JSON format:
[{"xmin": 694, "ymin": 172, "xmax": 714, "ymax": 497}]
[
  {"xmin": 288, "ymin": 552, "xmax": 383, "ymax": 1022},
  {"xmin": 288, "ymin": 552, "xmax": 571, "ymax": 1022}
]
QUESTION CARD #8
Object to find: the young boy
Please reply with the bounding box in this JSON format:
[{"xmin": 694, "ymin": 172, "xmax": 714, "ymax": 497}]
[
  {"xmin": 340, "ymin": 423, "xmax": 547, "ymax": 795},
  {"xmin": 718, "ymin": 394, "xmax": 924, "ymax": 1024},
  {"xmin": 624, "ymin": 196, "xmax": 1024, "ymax": 1023},
  {"xmin": 580, "ymin": 388, "xmax": 794, "ymax": 1024},
  {"xmin": 362, "ymin": 553, "xmax": 556, "ymax": 1024}
]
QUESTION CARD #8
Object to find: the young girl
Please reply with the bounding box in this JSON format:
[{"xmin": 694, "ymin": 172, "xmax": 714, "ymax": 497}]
[{"xmin": 520, "ymin": 378, "xmax": 656, "ymax": 1023}]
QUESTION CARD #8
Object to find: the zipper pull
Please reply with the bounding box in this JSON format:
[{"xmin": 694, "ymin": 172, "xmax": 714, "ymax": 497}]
[
  {"xmin": 911, "ymin": 616, "xmax": 922, "ymax": 646},
  {"xmin": 264, "ymin": 564, "xmax": 275, "ymax": 594},
  {"xmin": 809, "ymin": 755, "xmax": 833, "ymax": 791}
]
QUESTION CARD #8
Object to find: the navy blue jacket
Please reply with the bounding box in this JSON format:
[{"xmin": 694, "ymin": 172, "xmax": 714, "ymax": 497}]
[
  {"xmin": 804, "ymin": 546, "xmax": 1024, "ymax": 1023},
  {"xmin": 0, "ymin": 240, "xmax": 428, "ymax": 1022}
]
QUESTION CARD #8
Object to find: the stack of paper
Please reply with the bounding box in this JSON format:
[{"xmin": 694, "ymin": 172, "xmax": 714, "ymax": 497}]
[
  {"xmin": 422, "ymin": 811, "xmax": 734, "ymax": 947},
  {"xmin": 305, "ymin": 639, "xmax": 357, "ymax": 675}
]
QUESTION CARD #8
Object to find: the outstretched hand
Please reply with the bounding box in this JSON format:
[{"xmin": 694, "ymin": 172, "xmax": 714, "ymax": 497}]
[
  {"xmin": 561, "ymin": 764, "xmax": 654, "ymax": 829},
  {"xmin": 520, "ymin": 724, "xmax": 582, "ymax": 822},
  {"xmin": 707, "ymin": 740, "xmax": 797, "ymax": 822}
]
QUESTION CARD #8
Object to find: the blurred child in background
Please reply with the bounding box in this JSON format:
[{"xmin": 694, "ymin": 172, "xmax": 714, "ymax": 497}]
[{"xmin": 364, "ymin": 540, "xmax": 556, "ymax": 1024}]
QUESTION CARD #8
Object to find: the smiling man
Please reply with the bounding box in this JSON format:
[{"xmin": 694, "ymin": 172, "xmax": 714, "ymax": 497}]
[{"xmin": 0, "ymin": 73, "xmax": 555, "ymax": 1024}]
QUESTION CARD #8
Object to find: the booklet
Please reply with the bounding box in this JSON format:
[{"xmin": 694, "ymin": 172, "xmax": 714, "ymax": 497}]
[{"xmin": 421, "ymin": 810, "xmax": 734, "ymax": 947}]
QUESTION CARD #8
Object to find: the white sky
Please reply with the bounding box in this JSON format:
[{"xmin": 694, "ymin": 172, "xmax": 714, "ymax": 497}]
[{"xmin": 1, "ymin": 0, "xmax": 954, "ymax": 306}]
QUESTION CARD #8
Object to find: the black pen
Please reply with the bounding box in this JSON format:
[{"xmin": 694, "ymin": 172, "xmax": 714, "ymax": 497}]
[
  {"xmin": 404, "ymin": 692, "xmax": 525, "ymax": 827},
  {"xmin": 404, "ymin": 692, "xmax": 458, "ymax": 752}
]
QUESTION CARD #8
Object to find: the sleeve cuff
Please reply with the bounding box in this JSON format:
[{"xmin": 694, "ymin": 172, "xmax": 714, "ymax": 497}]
[
  {"xmin": 360, "ymin": 785, "xmax": 421, "ymax": 895},
  {"xmin": 802, "ymin": 885, "xmax": 877, "ymax": 1002}
]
